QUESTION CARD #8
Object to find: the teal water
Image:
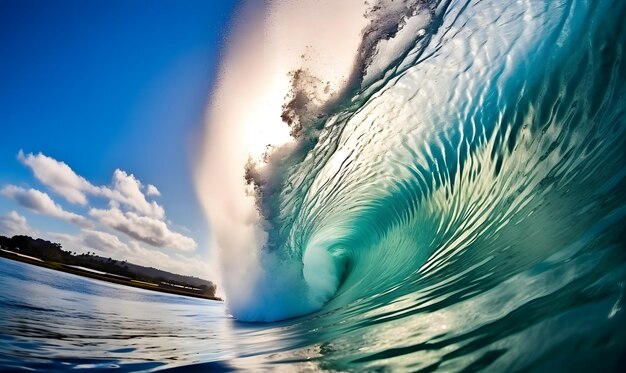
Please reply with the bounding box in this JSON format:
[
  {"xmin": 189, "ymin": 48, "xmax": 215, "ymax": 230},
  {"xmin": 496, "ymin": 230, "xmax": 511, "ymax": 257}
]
[
  {"xmin": 3, "ymin": 0, "xmax": 626, "ymax": 371},
  {"xmin": 210, "ymin": 0, "xmax": 626, "ymax": 369}
]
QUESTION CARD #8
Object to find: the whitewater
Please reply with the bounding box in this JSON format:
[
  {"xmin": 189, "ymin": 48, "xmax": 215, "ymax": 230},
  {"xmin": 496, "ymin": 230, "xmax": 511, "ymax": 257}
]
[{"xmin": 193, "ymin": 0, "xmax": 626, "ymax": 370}]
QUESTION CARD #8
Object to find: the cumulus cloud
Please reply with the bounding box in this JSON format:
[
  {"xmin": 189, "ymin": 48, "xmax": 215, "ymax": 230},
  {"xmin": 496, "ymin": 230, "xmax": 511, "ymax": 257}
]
[
  {"xmin": 98, "ymin": 169, "xmax": 165, "ymax": 218},
  {"xmin": 8, "ymin": 151, "xmax": 196, "ymax": 258},
  {"xmin": 1, "ymin": 185, "xmax": 92, "ymax": 227},
  {"xmin": 0, "ymin": 210, "xmax": 32, "ymax": 236},
  {"xmin": 47, "ymin": 229, "xmax": 208, "ymax": 277},
  {"xmin": 146, "ymin": 184, "xmax": 161, "ymax": 196},
  {"xmin": 47, "ymin": 229, "xmax": 126, "ymax": 256},
  {"xmin": 18, "ymin": 151, "xmax": 164, "ymax": 218},
  {"xmin": 72, "ymin": 231, "xmax": 174, "ymax": 268},
  {"xmin": 18, "ymin": 150, "xmax": 98, "ymax": 205},
  {"xmin": 81, "ymin": 229, "xmax": 131, "ymax": 255},
  {"xmin": 89, "ymin": 207, "xmax": 196, "ymax": 251}
]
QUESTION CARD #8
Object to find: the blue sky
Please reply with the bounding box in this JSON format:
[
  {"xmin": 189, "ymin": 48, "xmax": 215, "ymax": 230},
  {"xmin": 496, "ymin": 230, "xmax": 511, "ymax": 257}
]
[{"xmin": 0, "ymin": 0, "xmax": 238, "ymax": 277}]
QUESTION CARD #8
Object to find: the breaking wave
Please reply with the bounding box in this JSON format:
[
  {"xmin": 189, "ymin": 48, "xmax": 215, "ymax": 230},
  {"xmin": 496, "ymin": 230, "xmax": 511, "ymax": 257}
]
[{"xmin": 195, "ymin": 0, "xmax": 626, "ymax": 368}]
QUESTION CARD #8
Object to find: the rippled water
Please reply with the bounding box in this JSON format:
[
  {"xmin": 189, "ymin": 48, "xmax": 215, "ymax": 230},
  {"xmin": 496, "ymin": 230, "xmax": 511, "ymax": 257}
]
[
  {"xmin": 0, "ymin": 258, "xmax": 233, "ymax": 371},
  {"xmin": 3, "ymin": 0, "xmax": 626, "ymax": 371},
  {"xmin": 200, "ymin": 0, "xmax": 626, "ymax": 370}
]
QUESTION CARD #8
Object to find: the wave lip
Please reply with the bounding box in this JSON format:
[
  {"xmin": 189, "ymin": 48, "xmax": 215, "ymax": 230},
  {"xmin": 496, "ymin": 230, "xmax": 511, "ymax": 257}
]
[{"xmin": 193, "ymin": 0, "xmax": 441, "ymax": 322}]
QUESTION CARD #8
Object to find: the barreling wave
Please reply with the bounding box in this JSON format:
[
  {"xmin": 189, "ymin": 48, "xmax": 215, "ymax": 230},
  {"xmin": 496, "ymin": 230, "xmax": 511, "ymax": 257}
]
[{"xmin": 196, "ymin": 0, "xmax": 626, "ymax": 367}]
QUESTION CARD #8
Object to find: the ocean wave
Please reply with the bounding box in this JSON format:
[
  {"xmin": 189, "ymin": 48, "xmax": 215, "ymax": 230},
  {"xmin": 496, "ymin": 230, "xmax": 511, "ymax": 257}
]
[{"xmin": 196, "ymin": 4, "xmax": 626, "ymax": 358}]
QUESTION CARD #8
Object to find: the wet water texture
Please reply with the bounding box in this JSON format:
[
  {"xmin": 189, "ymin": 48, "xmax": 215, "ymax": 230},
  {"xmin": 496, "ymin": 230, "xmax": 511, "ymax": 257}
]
[{"xmin": 3, "ymin": 0, "xmax": 626, "ymax": 371}]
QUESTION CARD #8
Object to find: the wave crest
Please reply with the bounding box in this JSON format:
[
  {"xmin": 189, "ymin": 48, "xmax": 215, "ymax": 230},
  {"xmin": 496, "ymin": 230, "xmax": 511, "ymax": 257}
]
[{"xmin": 195, "ymin": 0, "xmax": 626, "ymax": 328}]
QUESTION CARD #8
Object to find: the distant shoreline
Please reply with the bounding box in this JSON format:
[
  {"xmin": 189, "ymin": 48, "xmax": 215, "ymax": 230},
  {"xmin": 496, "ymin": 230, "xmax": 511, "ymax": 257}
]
[{"xmin": 0, "ymin": 251, "xmax": 222, "ymax": 301}]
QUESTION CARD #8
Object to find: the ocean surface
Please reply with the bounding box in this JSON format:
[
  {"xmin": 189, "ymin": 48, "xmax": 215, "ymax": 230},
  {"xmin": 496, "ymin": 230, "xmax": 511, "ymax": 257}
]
[
  {"xmin": 4, "ymin": 0, "xmax": 626, "ymax": 371},
  {"xmin": 0, "ymin": 258, "xmax": 230, "ymax": 371}
]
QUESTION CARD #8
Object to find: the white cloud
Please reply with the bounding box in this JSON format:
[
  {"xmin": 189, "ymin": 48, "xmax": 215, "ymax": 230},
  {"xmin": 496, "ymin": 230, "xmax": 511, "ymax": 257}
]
[
  {"xmin": 18, "ymin": 150, "xmax": 98, "ymax": 205},
  {"xmin": 46, "ymin": 230, "xmax": 126, "ymax": 256},
  {"xmin": 47, "ymin": 229, "xmax": 209, "ymax": 277},
  {"xmin": 89, "ymin": 207, "xmax": 196, "ymax": 251},
  {"xmin": 0, "ymin": 210, "xmax": 32, "ymax": 236},
  {"xmin": 98, "ymin": 169, "xmax": 165, "ymax": 219},
  {"xmin": 1, "ymin": 185, "xmax": 92, "ymax": 227},
  {"xmin": 18, "ymin": 151, "xmax": 164, "ymax": 218},
  {"xmin": 146, "ymin": 184, "xmax": 161, "ymax": 196},
  {"xmin": 81, "ymin": 229, "xmax": 131, "ymax": 255},
  {"xmin": 121, "ymin": 241, "xmax": 211, "ymax": 278},
  {"xmin": 9, "ymin": 151, "xmax": 200, "ymax": 274}
]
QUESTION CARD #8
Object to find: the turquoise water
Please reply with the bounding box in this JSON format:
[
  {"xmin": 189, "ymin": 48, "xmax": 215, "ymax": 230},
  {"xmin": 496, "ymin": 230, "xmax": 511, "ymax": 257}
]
[
  {"xmin": 3, "ymin": 0, "xmax": 626, "ymax": 371},
  {"xmin": 208, "ymin": 0, "xmax": 626, "ymax": 369}
]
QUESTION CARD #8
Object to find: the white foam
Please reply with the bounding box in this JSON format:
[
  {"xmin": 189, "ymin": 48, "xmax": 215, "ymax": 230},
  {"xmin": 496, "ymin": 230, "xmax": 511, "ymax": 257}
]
[{"xmin": 194, "ymin": 0, "xmax": 430, "ymax": 321}]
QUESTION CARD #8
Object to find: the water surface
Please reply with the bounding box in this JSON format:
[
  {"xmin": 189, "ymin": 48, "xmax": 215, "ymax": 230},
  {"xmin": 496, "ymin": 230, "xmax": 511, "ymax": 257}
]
[{"xmin": 3, "ymin": 0, "xmax": 626, "ymax": 371}]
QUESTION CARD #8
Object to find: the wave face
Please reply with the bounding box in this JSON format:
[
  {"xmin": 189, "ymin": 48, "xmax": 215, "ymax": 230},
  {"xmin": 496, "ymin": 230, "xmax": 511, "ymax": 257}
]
[{"xmin": 196, "ymin": 0, "xmax": 626, "ymax": 369}]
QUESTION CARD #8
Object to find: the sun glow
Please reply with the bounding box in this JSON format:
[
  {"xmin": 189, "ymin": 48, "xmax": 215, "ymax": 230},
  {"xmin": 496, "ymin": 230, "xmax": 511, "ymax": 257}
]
[
  {"xmin": 194, "ymin": 0, "xmax": 369, "ymax": 320},
  {"xmin": 242, "ymin": 73, "xmax": 294, "ymax": 160}
]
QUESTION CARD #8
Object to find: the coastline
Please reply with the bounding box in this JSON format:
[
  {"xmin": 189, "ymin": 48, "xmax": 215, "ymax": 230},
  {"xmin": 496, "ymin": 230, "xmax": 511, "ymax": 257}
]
[{"xmin": 0, "ymin": 251, "xmax": 222, "ymax": 301}]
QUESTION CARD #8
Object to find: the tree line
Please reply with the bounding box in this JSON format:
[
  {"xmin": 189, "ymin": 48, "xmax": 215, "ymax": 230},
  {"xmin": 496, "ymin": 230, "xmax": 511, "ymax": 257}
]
[{"xmin": 0, "ymin": 234, "xmax": 216, "ymax": 297}]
